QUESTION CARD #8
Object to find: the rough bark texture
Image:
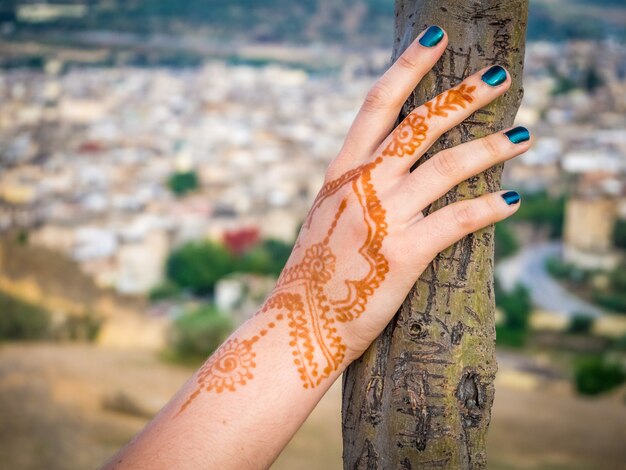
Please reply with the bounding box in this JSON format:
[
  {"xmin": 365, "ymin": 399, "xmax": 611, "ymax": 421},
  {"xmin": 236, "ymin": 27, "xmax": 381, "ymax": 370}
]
[{"xmin": 342, "ymin": 1, "xmax": 529, "ymax": 468}]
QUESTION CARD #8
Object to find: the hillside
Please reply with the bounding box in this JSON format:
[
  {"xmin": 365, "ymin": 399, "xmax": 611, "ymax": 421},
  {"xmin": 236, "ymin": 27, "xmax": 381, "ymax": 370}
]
[{"xmin": 8, "ymin": 0, "xmax": 626, "ymax": 47}]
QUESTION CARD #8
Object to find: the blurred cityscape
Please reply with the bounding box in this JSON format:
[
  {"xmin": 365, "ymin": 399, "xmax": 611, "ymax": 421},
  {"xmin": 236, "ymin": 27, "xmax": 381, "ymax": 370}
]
[{"xmin": 1, "ymin": 1, "xmax": 626, "ymax": 470}]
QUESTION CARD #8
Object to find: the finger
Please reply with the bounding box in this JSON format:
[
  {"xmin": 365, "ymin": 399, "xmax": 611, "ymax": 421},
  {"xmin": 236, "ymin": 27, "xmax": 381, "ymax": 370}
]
[
  {"xmin": 396, "ymin": 126, "xmax": 531, "ymax": 217},
  {"xmin": 332, "ymin": 26, "xmax": 447, "ymax": 173},
  {"xmin": 374, "ymin": 65, "xmax": 511, "ymax": 174},
  {"xmin": 409, "ymin": 190, "xmax": 521, "ymax": 261}
]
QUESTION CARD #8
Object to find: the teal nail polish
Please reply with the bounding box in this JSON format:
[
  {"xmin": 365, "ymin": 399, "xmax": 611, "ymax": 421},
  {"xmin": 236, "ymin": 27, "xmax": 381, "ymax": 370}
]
[
  {"xmin": 504, "ymin": 126, "xmax": 530, "ymax": 144},
  {"xmin": 501, "ymin": 191, "xmax": 521, "ymax": 205},
  {"xmin": 419, "ymin": 26, "xmax": 444, "ymax": 47},
  {"xmin": 481, "ymin": 65, "xmax": 507, "ymax": 87}
]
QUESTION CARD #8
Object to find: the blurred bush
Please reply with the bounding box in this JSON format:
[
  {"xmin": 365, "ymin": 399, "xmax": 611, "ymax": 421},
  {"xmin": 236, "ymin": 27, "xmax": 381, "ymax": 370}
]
[
  {"xmin": 545, "ymin": 256, "xmax": 575, "ymax": 280},
  {"xmin": 545, "ymin": 257, "xmax": 626, "ymax": 314},
  {"xmin": 592, "ymin": 292, "xmax": 626, "ymax": 314},
  {"xmin": 567, "ymin": 314, "xmax": 595, "ymax": 335},
  {"xmin": 166, "ymin": 241, "xmax": 236, "ymax": 295},
  {"xmin": 545, "ymin": 256, "xmax": 592, "ymax": 283},
  {"xmin": 149, "ymin": 280, "xmax": 183, "ymax": 301},
  {"xmin": 592, "ymin": 261, "xmax": 626, "ymax": 314},
  {"xmin": 496, "ymin": 282, "xmax": 532, "ymax": 348},
  {"xmin": 167, "ymin": 170, "xmax": 200, "ymax": 196},
  {"xmin": 168, "ymin": 305, "xmax": 234, "ymax": 361},
  {"xmin": 495, "ymin": 221, "xmax": 519, "ymax": 261},
  {"xmin": 574, "ymin": 356, "xmax": 626, "ymax": 396},
  {"xmin": 0, "ymin": 291, "xmax": 50, "ymax": 340},
  {"xmin": 0, "ymin": 291, "xmax": 103, "ymax": 342},
  {"xmin": 613, "ymin": 220, "xmax": 626, "ymax": 250},
  {"xmin": 613, "ymin": 334, "xmax": 626, "ymax": 351},
  {"xmin": 495, "ymin": 327, "xmax": 527, "ymax": 348},
  {"xmin": 514, "ymin": 191, "xmax": 565, "ymax": 239},
  {"xmin": 165, "ymin": 238, "xmax": 292, "ymax": 296},
  {"xmin": 62, "ymin": 311, "xmax": 102, "ymax": 342},
  {"xmin": 238, "ymin": 239, "xmax": 292, "ymax": 277}
]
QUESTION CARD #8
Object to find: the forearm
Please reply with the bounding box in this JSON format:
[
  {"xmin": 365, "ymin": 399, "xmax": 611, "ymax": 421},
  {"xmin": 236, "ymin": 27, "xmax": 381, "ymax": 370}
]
[{"xmin": 104, "ymin": 301, "xmax": 346, "ymax": 470}]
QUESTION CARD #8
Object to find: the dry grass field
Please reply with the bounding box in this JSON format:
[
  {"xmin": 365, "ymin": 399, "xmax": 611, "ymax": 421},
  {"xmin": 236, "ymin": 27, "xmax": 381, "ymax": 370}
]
[{"xmin": 0, "ymin": 343, "xmax": 625, "ymax": 470}]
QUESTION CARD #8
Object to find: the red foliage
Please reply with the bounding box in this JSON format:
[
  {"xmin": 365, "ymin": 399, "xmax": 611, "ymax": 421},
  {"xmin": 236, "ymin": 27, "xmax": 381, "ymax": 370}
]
[
  {"xmin": 223, "ymin": 227, "xmax": 260, "ymax": 255},
  {"xmin": 77, "ymin": 141, "xmax": 104, "ymax": 154}
]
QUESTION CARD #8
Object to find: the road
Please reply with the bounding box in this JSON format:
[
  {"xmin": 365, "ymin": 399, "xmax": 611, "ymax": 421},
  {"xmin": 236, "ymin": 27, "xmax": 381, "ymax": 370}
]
[{"xmin": 497, "ymin": 241, "xmax": 604, "ymax": 317}]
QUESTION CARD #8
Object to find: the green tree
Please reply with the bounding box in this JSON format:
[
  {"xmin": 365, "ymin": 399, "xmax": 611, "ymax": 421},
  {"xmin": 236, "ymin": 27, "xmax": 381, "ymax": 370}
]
[
  {"xmin": 149, "ymin": 281, "xmax": 182, "ymax": 301},
  {"xmin": 499, "ymin": 284, "xmax": 532, "ymax": 330},
  {"xmin": 166, "ymin": 241, "xmax": 235, "ymax": 294},
  {"xmin": 0, "ymin": 0, "xmax": 17, "ymax": 25},
  {"xmin": 167, "ymin": 170, "xmax": 199, "ymax": 196},
  {"xmin": 592, "ymin": 291, "xmax": 626, "ymax": 314},
  {"xmin": 613, "ymin": 220, "xmax": 626, "ymax": 249},
  {"xmin": 574, "ymin": 356, "xmax": 626, "ymax": 396},
  {"xmin": 165, "ymin": 238, "xmax": 293, "ymax": 295},
  {"xmin": 495, "ymin": 221, "xmax": 519, "ymax": 261},
  {"xmin": 238, "ymin": 239, "xmax": 293, "ymax": 276},
  {"xmin": 515, "ymin": 191, "xmax": 565, "ymax": 238},
  {"xmin": 592, "ymin": 261, "xmax": 626, "ymax": 314},
  {"xmin": 567, "ymin": 314, "xmax": 595, "ymax": 335},
  {"xmin": 608, "ymin": 261, "xmax": 626, "ymax": 292},
  {"xmin": 583, "ymin": 65, "xmax": 603, "ymax": 92},
  {"xmin": 551, "ymin": 74, "xmax": 578, "ymax": 95},
  {"xmin": 495, "ymin": 283, "xmax": 533, "ymax": 347}
]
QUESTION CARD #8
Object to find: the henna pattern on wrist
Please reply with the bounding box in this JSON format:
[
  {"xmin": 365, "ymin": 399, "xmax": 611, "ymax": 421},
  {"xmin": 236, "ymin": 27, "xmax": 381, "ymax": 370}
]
[{"xmin": 177, "ymin": 84, "xmax": 475, "ymax": 415}]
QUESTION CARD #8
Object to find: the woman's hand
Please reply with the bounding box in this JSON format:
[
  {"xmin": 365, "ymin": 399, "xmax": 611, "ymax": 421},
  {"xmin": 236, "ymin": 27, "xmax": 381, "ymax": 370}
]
[
  {"xmin": 183, "ymin": 26, "xmax": 530, "ymax": 405},
  {"xmin": 106, "ymin": 26, "xmax": 531, "ymax": 470}
]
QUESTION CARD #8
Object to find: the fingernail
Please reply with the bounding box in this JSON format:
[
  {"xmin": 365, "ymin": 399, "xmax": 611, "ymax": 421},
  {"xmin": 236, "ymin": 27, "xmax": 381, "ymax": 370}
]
[
  {"xmin": 501, "ymin": 191, "xmax": 521, "ymax": 205},
  {"xmin": 481, "ymin": 65, "xmax": 507, "ymax": 87},
  {"xmin": 419, "ymin": 25, "xmax": 444, "ymax": 47},
  {"xmin": 504, "ymin": 126, "xmax": 530, "ymax": 144}
]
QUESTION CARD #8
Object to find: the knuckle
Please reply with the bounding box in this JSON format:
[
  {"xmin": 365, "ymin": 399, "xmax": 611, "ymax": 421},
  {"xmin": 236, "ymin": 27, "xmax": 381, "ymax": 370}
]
[
  {"xmin": 324, "ymin": 161, "xmax": 341, "ymax": 182},
  {"xmin": 432, "ymin": 150, "xmax": 458, "ymax": 178},
  {"xmin": 452, "ymin": 203, "xmax": 476, "ymax": 230},
  {"xmin": 481, "ymin": 135, "xmax": 503, "ymax": 162},
  {"xmin": 326, "ymin": 145, "xmax": 362, "ymax": 180},
  {"xmin": 396, "ymin": 51, "xmax": 419, "ymax": 71},
  {"xmin": 362, "ymin": 81, "xmax": 393, "ymax": 112},
  {"xmin": 485, "ymin": 196, "xmax": 503, "ymax": 218}
]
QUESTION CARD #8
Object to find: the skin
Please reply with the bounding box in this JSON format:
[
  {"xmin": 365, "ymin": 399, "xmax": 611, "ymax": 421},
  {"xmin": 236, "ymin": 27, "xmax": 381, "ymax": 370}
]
[{"xmin": 103, "ymin": 27, "xmax": 531, "ymax": 470}]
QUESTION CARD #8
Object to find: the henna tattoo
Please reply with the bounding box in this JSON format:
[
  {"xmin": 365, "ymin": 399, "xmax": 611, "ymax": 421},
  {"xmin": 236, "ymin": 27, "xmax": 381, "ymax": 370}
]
[
  {"xmin": 382, "ymin": 113, "xmax": 428, "ymax": 158},
  {"xmin": 178, "ymin": 337, "xmax": 260, "ymax": 414},
  {"xmin": 425, "ymin": 83, "xmax": 476, "ymax": 118},
  {"xmin": 331, "ymin": 168, "xmax": 389, "ymax": 323},
  {"xmin": 177, "ymin": 85, "xmax": 476, "ymax": 414},
  {"xmin": 302, "ymin": 163, "xmax": 371, "ymax": 231}
]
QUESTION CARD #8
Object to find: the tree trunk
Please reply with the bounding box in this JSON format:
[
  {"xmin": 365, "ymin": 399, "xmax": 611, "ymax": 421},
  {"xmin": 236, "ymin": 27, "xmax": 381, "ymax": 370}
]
[{"xmin": 342, "ymin": 1, "xmax": 529, "ymax": 468}]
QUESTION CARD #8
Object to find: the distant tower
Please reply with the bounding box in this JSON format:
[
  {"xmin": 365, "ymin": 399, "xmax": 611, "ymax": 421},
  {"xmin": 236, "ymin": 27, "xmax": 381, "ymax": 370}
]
[{"xmin": 563, "ymin": 179, "xmax": 620, "ymax": 270}]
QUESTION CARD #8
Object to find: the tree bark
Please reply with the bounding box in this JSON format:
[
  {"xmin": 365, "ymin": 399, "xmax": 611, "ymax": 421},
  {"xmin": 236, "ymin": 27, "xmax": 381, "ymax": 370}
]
[{"xmin": 342, "ymin": 1, "xmax": 529, "ymax": 468}]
